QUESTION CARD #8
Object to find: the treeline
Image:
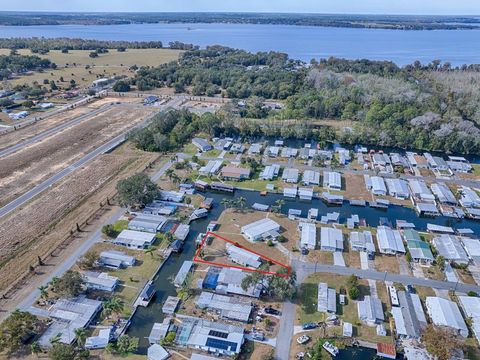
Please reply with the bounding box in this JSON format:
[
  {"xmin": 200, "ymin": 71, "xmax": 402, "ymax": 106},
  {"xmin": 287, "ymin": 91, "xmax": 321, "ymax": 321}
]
[
  {"xmin": 0, "ymin": 53, "xmax": 55, "ymax": 79},
  {"xmin": 0, "ymin": 38, "xmax": 163, "ymax": 51},
  {"xmin": 131, "ymin": 49, "xmax": 480, "ymax": 155},
  {"xmin": 1, "ymin": 13, "xmax": 479, "ymax": 30},
  {"xmin": 133, "ymin": 46, "xmax": 304, "ymax": 98}
]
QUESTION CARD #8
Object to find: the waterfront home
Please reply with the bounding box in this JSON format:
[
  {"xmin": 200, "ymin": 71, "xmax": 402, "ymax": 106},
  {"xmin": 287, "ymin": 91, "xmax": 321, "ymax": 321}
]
[
  {"xmin": 320, "ymin": 212, "xmax": 340, "ymax": 225},
  {"xmin": 432, "ymin": 235, "xmax": 469, "ymax": 264},
  {"xmin": 210, "ymin": 182, "xmax": 234, "ymax": 193},
  {"xmin": 241, "ymin": 218, "xmax": 280, "ymax": 242},
  {"xmin": 195, "ymin": 292, "xmax": 252, "ymax": 322},
  {"xmin": 298, "ymin": 222, "xmax": 317, "ymax": 250},
  {"xmin": 357, "ymin": 296, "xmax": 384, "ymax": 326},
  {"xmin": 424, "ymin": 153, "xmax": 449, "ymax": 171},
  {"xmin": 425, "ymin": 297, "xmax": 468, "ymax": 337},
  {"xmin": 128, "ymin": 214, "xmax": 167, "ymax": 233},
  {"xmin": 283, "ymin": 186, "xmax": 298, "ymax": 198},
  {"xmin": 220, "ymin": 166, "xmax": 251, "ymax": 181},
  {"xmin": 99, "ymin": 250, "xmax": 135, "ymax": 269},
  {"xmin": 415, "ymin": 202, "xmax": 440, "ymax": 217},
  {"xmin": 320, "ymin": 227, "xmax": 344, "ymax": 252},
  {"xmin": 113, "ymin": 230, "xmax": 156, "ymax": 250},
  {"xmin": 447, "ymin": 160, "xmax": 472, "ymax": 173},
  {"xmin": 175, "ymin": 315, "xmax": 245, "ymax": 356},
  {"xmin": 211, "ymin": 267, "xmax": 262, "ymax": 298},
  {"xmin": 427, "ymin": 223, "xmax": 454, "ymax": 234},
  {"xmin": 85, "ymin": 327, "xmax": 112, "ymax": 349},
  {"xmin": 431, "ymin": 183, "xmax": 457, "ymax": 205},
  {"xmin": 259, "ymin": 164, "xmax": 280, "ymax": 180},
  {"xmin": 149, "ymin": 318, "xmax": 172, "ymax": 344},
  {"xmin": 174, "ymin": 261, "xmax": 194, "ymax": 288},
  {"xmin": 403, "ymin": 229, "xmax": 434, "ymax": 264},
  {"xmin": 349, "ymin": 231, "xmax": 375, "ymax": 258},
  {"xmin": 38, "ymin": 296, "xmax": 102, "ymax": 348},
  {"xmin": 302, "ymin": 170, "xmax": 320, "ymax": 186},
  {"xmin": 458, "ymin": 296, "xmax": 480, "ymax": 344},
  {"xmin": 317, "ymin": 283, "xmax": 336, "ymax": 313},
  {"xmin": 391, "ymin": 291, "xmax": 427, "ymax": 339},
  {"xmin": 385, "ymin": 178, "xmax": 410, "ymax": 200},
  {"xmin": 162, "ymin": 296, "xmax": 180, "ymax": 314},
  {"xmin": 147, "ymin": 344, "xmax": 170, "ymax": 360},
  {"xmin": 82, "ymin": 271, "xmax": 119, "ymax": 292},
  {"xmin": 298, "ymin": 187, "xmax": 314, "ymax": 200},
  {"xmin": 323, "ymin": 171, "xmax": 342, "ymax": 190},
  {"xmin": 192, "ymin": 137, "xmax": 212, "ymax": 152},
  {"xmin": 199, "ymin": 160, "xmax": 223, "ymax": 176},
  {"xmin": 282, "ymin": 168, "xmax": 299, "ymax": 183},
  {"xmin": 226, "ymin": 243, "xmax": 262, "ymax": 269},
  {"xmin": 322, "ymin": 192, "xmax": 343, "ymax": 205},
  {"xmin": 376, "ymin": 226, "xmax": 406, "ymax": 255}
]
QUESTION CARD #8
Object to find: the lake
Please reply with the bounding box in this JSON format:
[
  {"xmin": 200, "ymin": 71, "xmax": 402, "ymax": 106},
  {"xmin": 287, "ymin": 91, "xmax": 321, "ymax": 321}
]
[
  {"xmin": 1, "ymin": 23, "xmax": 480, "ymax": 65},
  {"xmin": 127, "ymin": 188, "xmax": 479, "ymax": 358}
]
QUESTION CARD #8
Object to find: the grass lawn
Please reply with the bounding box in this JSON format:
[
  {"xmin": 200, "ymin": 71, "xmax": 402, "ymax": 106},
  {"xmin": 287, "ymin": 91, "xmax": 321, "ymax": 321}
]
[
  {"xmin": 423, "ymin": 264, "xmax": 445, "ymax": 281},
  {"xmin": 181, "ymin": 143, "xmax": 199, "ymax": 155},
  {"xmin": 374, "ymin": 255, "xmax": 400, "ymax": 274},
  {"xmin": 414, "ymin": 285, "xmax": 436, "ymax": 300},
  {"xmin": 203, "ymin": 149, "xmax": 222, "ymax": 157},
  {"xmin": 112, "ymin": 220, "xmax": 129, "ymax": 233}
]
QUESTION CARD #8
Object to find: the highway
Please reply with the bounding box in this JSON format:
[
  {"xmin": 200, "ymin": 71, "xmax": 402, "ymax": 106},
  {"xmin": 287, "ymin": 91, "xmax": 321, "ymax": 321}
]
[
  {"xmin": 0, "ymin": 98, "xmax": 180, "ymax": 219},
  {"xmin": 0, "ymin": 103, "xmax": 115, "ymax": 158}
]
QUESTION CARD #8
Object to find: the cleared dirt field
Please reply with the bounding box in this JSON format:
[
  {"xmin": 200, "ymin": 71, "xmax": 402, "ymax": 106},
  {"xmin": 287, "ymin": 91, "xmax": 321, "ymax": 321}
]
[
  {"xmin": 0, "ymin": 48, "xmax": 182, "ymax": 89},
  {"xmin": 0, "ymin": 143, "xmax": 159, "ymax": 298},
  {"xmin": 0, "ymin": 104, "xmax": 156, "ymax": 206}
]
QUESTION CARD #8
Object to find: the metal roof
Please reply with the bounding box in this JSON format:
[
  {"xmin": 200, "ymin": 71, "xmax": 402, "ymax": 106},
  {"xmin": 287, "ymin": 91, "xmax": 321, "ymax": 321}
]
[
  {"xmin": 115, "ymin": 229, "xmax": 156, "ymax": 248},
  {"xmin": 459, "ymin": 296, "xmax": 480, "ymax": 344},
  {"xmin": 299, "ymin": 222, "xmax": 317, "ymax": 249},
  {"xmin": 241, "ymin": 218, "xmax": 280, "ymax": 241},
  {"xmin": 302, "ymin": 170, "xmax": 320, "ymax": 185},
  {"xmin": 320, "ymin": 227, "xmax": 344, "ymax": 251},
  {"xmin": 174, "ymin": 261, "xmax": 194, "ymax": 287},
  {"xmin": 358, "ymin": 295, "xmax": 384, "ymax": 324},
  {"xmin": 376, "ymin": 226, "xmax": 406, "ymax": 254},
  {"xmin": 426, "ymin": 297, "xmax": 468, "ymax": 337},
  {"xmin": 323, "ymin": 171, "xmax": 341, "ymax": 189},
  {"xmin": 432, "ymin": 235, "xmax": 469, "ymax": 263},
  {"xmin": 196, "ymin": 291, "xmax": 252, "ymax": 322},
  {"xmin": 317, "ymin": 283, "xmax": 336, "ymax": 313},
  {"xmin": 226, "ymin": 243, "xmax": 262, "ymax": 269}
]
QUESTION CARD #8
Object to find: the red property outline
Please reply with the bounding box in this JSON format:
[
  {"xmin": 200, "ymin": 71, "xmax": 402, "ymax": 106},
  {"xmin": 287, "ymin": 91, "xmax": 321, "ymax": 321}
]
[{"xmin": 193, "ymin": 231, "xmax": 292, "ymax": 278}]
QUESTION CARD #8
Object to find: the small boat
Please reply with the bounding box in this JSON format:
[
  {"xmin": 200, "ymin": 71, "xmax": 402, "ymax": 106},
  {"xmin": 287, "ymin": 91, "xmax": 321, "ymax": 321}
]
[{"xmin": 322, "ymin": 341, "xmax": 339, "ymax": 357}]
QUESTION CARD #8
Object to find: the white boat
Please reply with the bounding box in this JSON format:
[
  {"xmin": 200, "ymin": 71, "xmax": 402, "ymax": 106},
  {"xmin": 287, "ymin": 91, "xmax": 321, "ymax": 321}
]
[{"xmin": 322, "ymin": 341, "xmax": 339, "ymax": 357}]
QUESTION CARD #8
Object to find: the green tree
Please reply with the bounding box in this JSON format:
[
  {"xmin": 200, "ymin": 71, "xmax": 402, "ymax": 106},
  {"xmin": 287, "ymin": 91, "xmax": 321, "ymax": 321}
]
[
  {"xmin": 53, "ymin": 270, "xmax": 85, "ymax": 298},
  {"xmin": 102, "ymin": 297, "xmax": 124, "ymax": 317},
  {"xmin": 77, "ymin": 250, "xmax": 99, "ymax": 270},
  {"xmin": 236, "ymin": 196, "xmax": 247, "ymax": 211},
  {"xmin": 348, "ymin": 286, "xmax": 360, "ymax": 300},
  {"xmin": 0, "ymin": 310, "xmax": 39, "ymax": 353},
  {"xmin": 116, "ymin": 335, "xmax": 139, "ymax": 354},
  {"xmin": 116, "ymin": 173, "xmax": 159, "ymax": 208},
  {"xmin": 74, "ymin": 328, "xmax": 87, "ymax": 348},
  {"xmin": 102, "ymin": 224, "xmax": 119, "ymax": 238},
  {"xmin": 144, "ymin": 246, "xmax": 158, "ymax": 258},
  {"xmin": 48, "ymin": 343, "xmax": 76, "ymax": 360},
  {"xmin": 161, "ymin": 331, "xmax": 176, "ymax": 346},
  {"xmin": 38, "ymin": 284, "xmax": 49, "ymax": 300},
  {"xmin": 31, "ymin": 341, "xmax": 41, "ymax": 357},
  {"xmin": 113, "ymin": 80, "xmax": 131, "ymax": 92}
]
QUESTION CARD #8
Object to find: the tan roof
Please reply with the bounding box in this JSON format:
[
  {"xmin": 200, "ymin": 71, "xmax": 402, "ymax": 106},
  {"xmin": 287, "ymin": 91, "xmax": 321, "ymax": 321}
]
[{"xmin": 221, "ymin": 166, "xmax": 250, "ymax": 178}]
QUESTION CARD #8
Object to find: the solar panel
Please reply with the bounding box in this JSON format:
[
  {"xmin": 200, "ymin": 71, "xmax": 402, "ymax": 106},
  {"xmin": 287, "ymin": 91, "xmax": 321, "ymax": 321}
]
[
  {"xmin": 208, "ymin": 330, "xmax": 228, "ymax": 339},
  {"xmin": 206, "ymin": 337, "xmax": 237, "ymax": 351}
]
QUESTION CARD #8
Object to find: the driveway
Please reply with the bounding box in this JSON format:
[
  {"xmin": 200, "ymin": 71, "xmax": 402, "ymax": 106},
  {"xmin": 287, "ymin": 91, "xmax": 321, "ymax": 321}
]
[
  {"xmin": 333, "ymin": 252, "xmax": 346, "ymax": 267},
  {"xmin": 245, "ymin": 334, "xmax": 277, "ymax": 347}
]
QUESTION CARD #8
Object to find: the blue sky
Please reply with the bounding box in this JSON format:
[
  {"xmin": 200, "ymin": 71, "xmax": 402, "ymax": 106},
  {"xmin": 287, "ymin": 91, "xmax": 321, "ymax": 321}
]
[{"xmin": 3, "ymin": 0, "xmax": 480, "ymax": 15}]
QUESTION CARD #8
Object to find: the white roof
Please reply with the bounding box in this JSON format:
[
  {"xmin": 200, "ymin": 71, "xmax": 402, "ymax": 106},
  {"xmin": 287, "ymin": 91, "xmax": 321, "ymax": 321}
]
[
  {"xmin": 323, "ymin": 171, "xmax": 341, "ymax": 188},
  {"xmin": 376, "ymin": 226, "xmax": 406, "ymax": 254},
  {"xmin": 115, "ymin": 229, "xmax": 156, "ymax": 247},
  {"xmin": 226, "ymin": 243, "xmax": 262, "ymax": 268},
  {"xmin": 459, "ymin": 296, "xmax": 480, "ymax": 344},
  {"xmin": 299, "ymin": 222, "xmax": 317, "ymax": 249},
  {"xmin": 461, "ymin": 237, "xmax": 480, "ymax": 260},
  {"xmin": 425, "ymin": 297, "xmax": 468, "ymax": 337},
  {"xmin": 303, "ymin": 170, "xmax": 320, "ymax": 184},
  {"xmin": 431, "ymin": 183, "xmax": 457, "ymax": 204},
  {"xmin": 317, "ymin": 283, "xmax": 336, "ymax": 313},
  {"xmin": 371, "ymin": 176, "xmax": 387, "ymax": 193},
  {"xmin": 350, "ymin": 231, "xmax": 375, "ymax": 253},
  {"xmin": 320, "ymin": 227, "xmax": 344, "ymax": 251},
  {"xmin": 432, "ymin": 235, "xmax": 469, "ymax": 263},
  {"xmin": 148, "ymin": 344, "xmax": 169, "ymax": 360},
  {"xmin": 282, "ymin": 168, "xmax": 299, "ymax": 182},
  {"xmin": 241, "ymin": 218, "xmax": 280, "ymax": 240},
  {"xmin": 385, "ymin": 178, "xmax": 410, "ymax": 198}
]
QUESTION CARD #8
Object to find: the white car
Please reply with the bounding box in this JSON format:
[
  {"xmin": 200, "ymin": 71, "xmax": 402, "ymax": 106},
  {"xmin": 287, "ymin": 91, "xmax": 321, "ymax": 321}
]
[{"xmin": 296, "ymin": 335, "xmax": 310, "ymax": 345}]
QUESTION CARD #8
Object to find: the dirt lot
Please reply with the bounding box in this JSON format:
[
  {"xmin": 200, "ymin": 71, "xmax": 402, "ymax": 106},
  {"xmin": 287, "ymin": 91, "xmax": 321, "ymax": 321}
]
[
  {"xmin": 0, "ymin": 104, "xmax": 156, "ymax": 206},
  {"xmin": 0, "ymin": 143, "xmax": 158, "ymax": 307}
]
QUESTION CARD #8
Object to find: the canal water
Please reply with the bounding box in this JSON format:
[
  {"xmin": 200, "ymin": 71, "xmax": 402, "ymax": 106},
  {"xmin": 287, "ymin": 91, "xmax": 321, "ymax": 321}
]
[{"xmin": 127, "ymin": 189, "xmax": 479, "ymax": 357}]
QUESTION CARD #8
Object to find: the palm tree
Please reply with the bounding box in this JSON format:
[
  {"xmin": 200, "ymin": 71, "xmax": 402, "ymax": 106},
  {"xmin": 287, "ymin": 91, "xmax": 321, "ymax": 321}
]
[
  {"xmin": 74, "ymin": 328, "xmax": 87, "ymax": 348},
  {"xmin": 50, "ymin": 333, "xmax": 62, "ymax": 345},
  {"xmin": 165, "ymin": 168, "xmax": 174, "ymax": 181},
  {"xmin": 38, "ymin": 285, "xmax": 49, "ymax": 300},
  {"xmin": 220, "ymin": 198, "xmax": 230, "ymax": 209},
  {"xmin": 103, "ymin": 297, "xmax": 124, "ymax": 318},
  {"xmin": 236, "ymin": 196, "xmax": 247, "ymax": 211},
  {"xmin": 171, "ymin": 173, "xmax": 181, "ymax": 185},
  {"xmin": 144, "ymin": 246, "xmax": 158, "ymax": 258},
  {"xmin": 31, "ymin": 341, "xmax": 41, "ymax": 357}
]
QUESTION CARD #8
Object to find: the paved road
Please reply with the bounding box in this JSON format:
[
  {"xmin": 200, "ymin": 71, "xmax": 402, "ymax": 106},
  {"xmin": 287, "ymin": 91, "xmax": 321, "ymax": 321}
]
[
  {"xmin": 275, "ymin": 300, "xmax": 295, "ymax": 360},
  {"xmin": 0, "ymin": 99, "xmax": 175, "ymax": 219},
  {"xmin": 292, "ymin": 259, "xmax": 480, "ymax": 293},
  {"xmin": 0, "ymin": 104, "xmax": 115, "ymax": 158}
]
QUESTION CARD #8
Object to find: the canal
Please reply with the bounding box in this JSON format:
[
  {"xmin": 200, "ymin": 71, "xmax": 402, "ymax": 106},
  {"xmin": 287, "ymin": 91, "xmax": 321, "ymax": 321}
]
[{"xmin": 127, "ymin": 188, "xmax": 479, "ymax": 357}]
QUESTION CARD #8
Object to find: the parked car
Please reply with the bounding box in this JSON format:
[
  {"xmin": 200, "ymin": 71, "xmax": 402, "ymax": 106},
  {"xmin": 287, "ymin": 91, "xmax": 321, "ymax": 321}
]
[
  {"xmin": 407, "ymin": 284, "xmax": 415, "ymax": 294},
  {"xmin": 297, "ymin": 335, "xmax": 310, "ymax": 345},
  {"xmin": 301, "ymin": 247, "xmax": 309, "ymax": 255},
  {"xmin": 302, "ymin": 322, "xmax": 318, "ymax": 330},
  {"xmin": 252, "ymin": 331, "xmax": 265, "ymax": 341},
  {"xmin": 264, "ymin": 306, "xmax": 280, "ymax": 315}
]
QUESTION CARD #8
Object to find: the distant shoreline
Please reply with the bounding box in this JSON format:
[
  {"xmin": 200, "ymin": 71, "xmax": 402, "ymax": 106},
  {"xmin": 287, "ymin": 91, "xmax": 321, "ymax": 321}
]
[{"xmin": 0, "ymin": 12, "xmax": 479, "ymax": 30}]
